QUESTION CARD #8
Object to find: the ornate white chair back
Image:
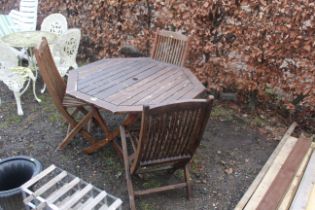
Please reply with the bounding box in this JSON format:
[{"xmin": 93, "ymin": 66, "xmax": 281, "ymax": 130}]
[
  {"xmin": 41, "ymin": 13, "xmax": 68, "ymax": 35},
  {"xmin": 54, "ymin": 28, "xmax": 81, "ymax": 69}
]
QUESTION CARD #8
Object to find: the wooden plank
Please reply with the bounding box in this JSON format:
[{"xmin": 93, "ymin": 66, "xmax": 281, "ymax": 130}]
[
  {"xmin": 306, "ymin": 184, "xmax": 315, "ymax": 210},
  {"xmin": 95, "ymin": 64, "xmax": 168, "ymax": 100},
  {"xmin": 175, "ymin": 85, "xmax": 206, "ymax": 100},
  {"xmin": 77, "ymin": 59, "xmax": 108, "ymax": 74},
  {"xmin": 74, "ymin": 91, "xmax": 120, "ymax": 113},
  {"xmin": 34, "ymin": 171, "xmax": 68, "ymax": 197},
  {"xmin": 78, "ymin": 58, "xmax": 135, "ymax": 85},
  {"xmin": 83, "ymin": 61, "xmax": 156, "ymax": 95},
  {"xmin": 123, "ymin": 71, "xmax": 186, "ymax": 105},
  {"xmin": 289, "ymin": 151, "xmax": 315, "ymax": 210},
  {"xmin": 22, "ymin": 165, "xmax": 56, "ymax": 190},
  {"xmin": 243, "ymin": 136, "xmax": 297, "ymax": 210},
  {"xmin": 46, "ymin": 177, "xmax": 80, "ymax": 203},
  {"xmin": 78, "ymin": 58, "xmax": 134, "ymax": 81},
  {"xmin": 107, "ymin": 199, "xmax": 123, "ymax": 210},
  {"xmin": 278, "ymin": 147, "xmax": 312, "ymax": 210},
  {"xmin": 234, "ymin": 122, "xmax": 297, "ymax": 210},
  {"xmin": 79, "ymin": 191, "xmax": 107, "ymax": 210},
  {"xmin": 256, "ymin": 138, "xmax": 311, "ymax": 210},
  {"xmin": 72, "ymin": 197, "xmax": 94, "ymax": 210},
  {"xmin": 80, "ymin": 59, "xmax": 152, "ymax": 92},
  {"xmin": 60, "ymin": 184, "xmax": 93, "ymax": 210},
  {"xmin": 156, "ymin": 82, "xmax": 193, "ymax": 104},
  {"xmin": 106, "ymin": 65, "xmax": 176, "ymax": 103}
]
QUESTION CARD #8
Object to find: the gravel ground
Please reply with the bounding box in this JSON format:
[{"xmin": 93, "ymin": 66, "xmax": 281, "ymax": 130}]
[{"xmin": 0, "ymin": 82, "xmax": 278, "ymax": 210}]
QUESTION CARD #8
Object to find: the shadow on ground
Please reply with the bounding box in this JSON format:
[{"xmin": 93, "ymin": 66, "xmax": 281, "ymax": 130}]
[{"xmin": 0, "ymin": 83, "xmax": 278, "ymax": 210}]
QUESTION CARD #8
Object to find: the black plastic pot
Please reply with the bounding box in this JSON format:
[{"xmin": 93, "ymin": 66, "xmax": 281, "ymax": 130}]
[{"xmin": 0, "ymin": 156, "xmax": 42, "ymax": 210}]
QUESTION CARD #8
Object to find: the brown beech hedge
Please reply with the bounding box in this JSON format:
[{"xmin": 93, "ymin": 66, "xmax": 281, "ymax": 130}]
[{"xmin": 1, "ymin": 0, "xmax": 315, "ymax": 130}]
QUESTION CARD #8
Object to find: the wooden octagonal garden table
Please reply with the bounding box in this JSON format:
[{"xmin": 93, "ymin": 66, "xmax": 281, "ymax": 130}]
[{"xmin": 66, "ymin": 57, "xmax": 206, "ymax": 154}]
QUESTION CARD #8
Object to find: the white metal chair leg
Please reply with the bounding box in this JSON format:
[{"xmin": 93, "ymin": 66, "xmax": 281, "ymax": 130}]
[
  {"xmin": 20, "ymin": 77, "xmax": 31, "ymax": 96},
  {"xmin": 13, "ymin": 91, "xmax": 23, "ymax": 115},
  {"xmin": 41, "ymin": 84, "xmax": 46, "ymax": 93},
  {"xmin": 29, "ymin": 73, "xmax": 41, "ymax": 103}
]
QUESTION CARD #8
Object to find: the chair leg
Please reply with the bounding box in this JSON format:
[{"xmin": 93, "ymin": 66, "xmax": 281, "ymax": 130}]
[
  {"xmin": 41, "ymin": 84, "xmax": 46, "ymax": 94},
  {"xmin": 31, "ymin": 77, "xmax": 41, "ymax": 102},
  {"xmin": 58, "ymin": 109, "xmax": 94, "ymax": 149},
  {"xmin": 87, "ymin": 119, "xmax": 93, "ymax": 132},
  {"xmin": 13, "ymin": 91, "xmax": 23, "ymax": 116},
  {"xmin": 126, "ymin": 169, "xmax": 136, "ymax": 210},
  {"xmin": 67, "ymin": 123, "xmax": 71, "ymax": 135},
  {"xmin": 184, "ymin": 165, "xmax": 192, "ymax": 200},
  {"xmin": 121, "ymin": 126, "xmax": 136, "ymax": 210}
]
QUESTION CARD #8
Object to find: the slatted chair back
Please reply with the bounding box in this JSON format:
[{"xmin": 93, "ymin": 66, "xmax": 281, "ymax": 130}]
[
  {"xmin": 151, "ymin": 30, "xmax": 189, "ymax": 67},
  {"xmin": 20, "ymin": 0, "xmax": 38, "ymax": 29},
  {"xmin": 9, "ymin": 0, "xmax": 38, "ymax": 31},
  {"xmin": 130, "ymin": 97, "xmax": 213, "ymax": 174},
  {"xmin": 34, "ymin": 38, "xmax": 66, "ymax": 111}
]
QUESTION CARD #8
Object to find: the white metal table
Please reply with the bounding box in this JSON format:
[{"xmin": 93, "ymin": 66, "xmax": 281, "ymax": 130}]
[{"xmin": 1, "ymin": 31, "xmax": 58, "ymax": 102}]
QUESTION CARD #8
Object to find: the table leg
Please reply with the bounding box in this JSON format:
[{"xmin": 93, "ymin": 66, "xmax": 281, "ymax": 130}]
[
  {"xmin": 28, "ymin": 48, "xmax": 41, "ymax": 102},
  {"xmin": 83, "ymin": 112, "xmax": 139, "ymax": 155}
]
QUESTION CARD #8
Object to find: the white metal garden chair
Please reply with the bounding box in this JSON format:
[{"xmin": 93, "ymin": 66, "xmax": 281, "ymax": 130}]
[
  {"xmin": 8, "ymin": 0, "xmax": 38, "ymax": 31},
  {"xmin": 41, "ymin": 13, "xmax": 68, "ymax": 35},
  {"xmin": 0, "ymin": 42, "xmax": 39, "ymax": 115},
  {"xmin": 53, "ymin": 28, "xmax": 81, "ymax": 75},
  {"xmin": 40, "ymin": 28, "xmax": 81, "ymax": 93},
  {"xmin": 41, "ymin": 13, "xmax": 69, "ymax": 77}
]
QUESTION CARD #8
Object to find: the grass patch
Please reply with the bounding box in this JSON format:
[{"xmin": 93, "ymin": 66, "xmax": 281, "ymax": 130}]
[
  {"xmin": 211, "ymin": 105, "xmax": 236, "ymax": 121},
  {"xmin": 251, "ymin": 116, "xmax": 266, "ymax": 127},
  {"xmin": 104, "ymin": 156, "xmax": 121, "ymax": 171},
  {"xmin": 40, "ymin": 94, "xmax": 56, "ymax": 113},
  {"xmin": 142, "ymin": 179, "xmax": 161, "ymax": 189},
  {"xmin": 139, "ymin": 201, "xmax": 155, "ymax": 210},
  {"xmin": 0, "ymin": 114, "xmax": 22, "ymax": 129},
  {"xmin": 48, "ymin": 112, "xmax": 62, "ymax": 123},
  {"xmin": 174, "ymin": 170, "xmax": 184, "ymax": 179}
]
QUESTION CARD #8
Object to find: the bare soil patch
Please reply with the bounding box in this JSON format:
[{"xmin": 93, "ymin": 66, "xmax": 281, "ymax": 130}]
[{"xmin": 0, "ymin": 83, "xmax": 281, "ymax": 210}]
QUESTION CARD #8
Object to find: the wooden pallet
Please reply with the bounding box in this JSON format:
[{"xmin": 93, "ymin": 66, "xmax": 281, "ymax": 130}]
[
  {"xmin": 235, "ymin": 122, "xmax": 315, "ymax": 210},
  {"xmin": 21, "ymin": 165, "xmax": 122, "ymax": 210}
]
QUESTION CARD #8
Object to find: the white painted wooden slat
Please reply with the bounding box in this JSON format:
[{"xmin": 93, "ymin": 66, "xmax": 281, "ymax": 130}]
[
  {"xmin": 22, "ymin": 165, "xmax": 122, "ymax": 210},
  {"xmin": 34, "ymin": 171, "xmax": 67, "ymax": 196},
  {"xmin": 22, "ymin": 165, "xmax": 56, "ymax": 190},
  {"xmin": 306, "ymin": 185, "xmax": 315, "ymax": 210},
  {"xmin": 289, "ymin": 151, "xmax": 315, "ymax": 210},
  {"xmin": 46, "ymin": 177, "xmax": 80, "ymax": 203},
  {"xmin": 60, "ymin": 184, "xmax": 93, "ymax": 210},
  {"xmin": 80, "ymin": 191, "xmax": 107, "ymax": 210},
  {"xmin": 72, "ymin": 197, "xmax": 94, "ymax": 210},
  {"xmin": 107, "ymin": 199, "xmax": 123, "ymax": 210}
]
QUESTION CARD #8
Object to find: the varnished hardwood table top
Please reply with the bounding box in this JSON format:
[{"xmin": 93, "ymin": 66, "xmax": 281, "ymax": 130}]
[{"xmin": 66, "ymin": 57, "xmax": 205, "ymax": 113}]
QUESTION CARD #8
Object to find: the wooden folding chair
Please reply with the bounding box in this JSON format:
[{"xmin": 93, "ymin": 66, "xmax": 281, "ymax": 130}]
[
  {"xmin": 119, "ymin": 96, "xmax": 213, "ymax": 210},
  {"xmin": 151, "ymin": 30, "xmax": 189, "ymax": 67},
  {"xmin": 34, "ymin": 38, "xmax": 111, "ymax": 152}
]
